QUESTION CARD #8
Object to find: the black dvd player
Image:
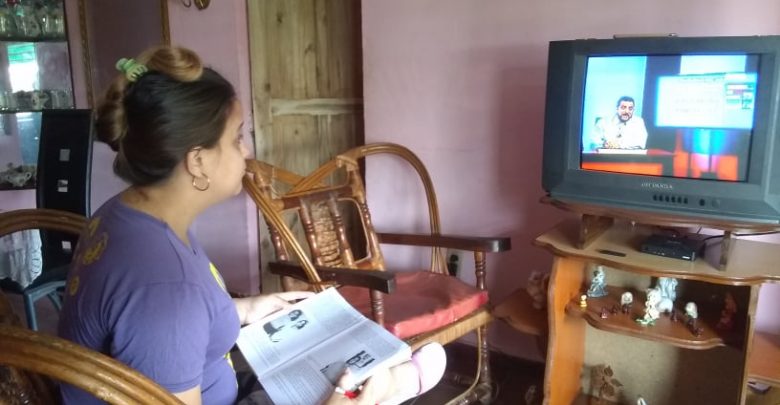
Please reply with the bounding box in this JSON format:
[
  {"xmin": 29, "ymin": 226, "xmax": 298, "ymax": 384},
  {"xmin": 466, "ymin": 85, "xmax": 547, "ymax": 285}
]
[{"xmin": 639, "ymin": 234, "xmax": 705, "ymax": 261}]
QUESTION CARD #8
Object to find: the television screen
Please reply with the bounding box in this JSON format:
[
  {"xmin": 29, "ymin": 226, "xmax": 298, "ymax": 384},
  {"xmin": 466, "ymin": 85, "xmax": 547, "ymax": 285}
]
[
  {"xmin": 580, "ymin": 53, "xmax": 759, "ymax": 182},
  {"xmin": 542, "ymin": 36, "xmax": 780, "ymax": 224}
]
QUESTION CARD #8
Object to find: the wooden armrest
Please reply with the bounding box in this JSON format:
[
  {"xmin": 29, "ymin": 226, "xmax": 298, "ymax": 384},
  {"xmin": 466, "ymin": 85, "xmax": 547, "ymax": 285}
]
[
  {"xmin": 268, "ymin": 261, "xmax": 396, "ymax": 294},
  {"xmin": 377, "ymin": 232, "xmax": 511, "ymax": 253}
]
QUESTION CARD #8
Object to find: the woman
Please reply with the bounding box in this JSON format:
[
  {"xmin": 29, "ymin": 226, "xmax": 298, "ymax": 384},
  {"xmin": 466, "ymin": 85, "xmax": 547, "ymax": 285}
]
[{"xmin": 58, "ymin": 46, "xmax": 444, "ymax": 405}]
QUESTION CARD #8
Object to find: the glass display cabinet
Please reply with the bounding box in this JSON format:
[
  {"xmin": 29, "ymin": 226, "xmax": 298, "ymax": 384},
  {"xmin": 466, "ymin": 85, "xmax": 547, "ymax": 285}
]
[{"xmin": 0, "ymin": 0, "xmax": 73, "ymax": 191}]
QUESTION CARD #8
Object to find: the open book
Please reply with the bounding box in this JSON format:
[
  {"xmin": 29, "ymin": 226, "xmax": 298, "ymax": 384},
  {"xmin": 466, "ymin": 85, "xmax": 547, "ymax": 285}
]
[{"xmin": 236, "ymin": 288, "xmax": 411, "ymax": 405}]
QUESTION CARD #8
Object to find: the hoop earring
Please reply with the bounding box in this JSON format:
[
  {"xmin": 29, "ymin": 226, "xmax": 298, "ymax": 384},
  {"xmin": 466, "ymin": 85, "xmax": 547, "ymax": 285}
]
[{"xmin": 192, "ymin": 174, "xmax": 210, "ymax": 191}]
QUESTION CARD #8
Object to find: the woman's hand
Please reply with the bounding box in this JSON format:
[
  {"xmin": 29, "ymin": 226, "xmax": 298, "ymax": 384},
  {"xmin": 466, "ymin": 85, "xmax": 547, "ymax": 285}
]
[
  {"xmin": 233, "ymin": 291, "xmax": 314, "ymax": 325},
  {"xmin": 321, "ymin": 368, "xmax": 393, "ymax": 405}
]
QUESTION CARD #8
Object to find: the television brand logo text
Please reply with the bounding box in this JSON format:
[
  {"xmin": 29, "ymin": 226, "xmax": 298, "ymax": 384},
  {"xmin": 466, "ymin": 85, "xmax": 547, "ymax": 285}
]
[{"xmin": 640, "ymin": 182, "xmax": 673, "ymax": 190}]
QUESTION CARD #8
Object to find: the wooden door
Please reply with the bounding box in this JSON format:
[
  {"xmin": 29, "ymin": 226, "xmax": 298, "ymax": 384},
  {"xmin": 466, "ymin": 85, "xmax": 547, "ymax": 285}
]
[{"xmin": 247, "ymin": 0, "xmax": 363, "ymax": 292}]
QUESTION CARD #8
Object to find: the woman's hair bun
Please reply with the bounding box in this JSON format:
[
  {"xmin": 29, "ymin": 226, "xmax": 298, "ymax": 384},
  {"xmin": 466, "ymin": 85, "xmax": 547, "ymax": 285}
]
[
  {"xmin": 95, "ymin": 46, "xmax": 205, "ymax": 152},
  {"xmin": 138, "ymin": 46, "xmax": 203, "ymax": 83}
]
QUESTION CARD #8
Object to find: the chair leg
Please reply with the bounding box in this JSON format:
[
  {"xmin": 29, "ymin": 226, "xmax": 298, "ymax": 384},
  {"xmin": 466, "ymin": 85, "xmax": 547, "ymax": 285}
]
[
  {"xmin": 445, "ymin": 325, "xmax": 492, "ymax": 405},
  {"xmin": 47, "ymin": 290, "xmax": 63, "ymax": 311},
  {"xmin": 23, "ymin": 294, "xmax": 38, "ymax": 331}
]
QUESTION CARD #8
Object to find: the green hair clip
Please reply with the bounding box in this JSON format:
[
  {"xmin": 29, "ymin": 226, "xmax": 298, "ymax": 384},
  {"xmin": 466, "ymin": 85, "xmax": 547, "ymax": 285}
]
[{"xmin": 115, "ymin": 58, "xmax": 148, "ymax": 82}]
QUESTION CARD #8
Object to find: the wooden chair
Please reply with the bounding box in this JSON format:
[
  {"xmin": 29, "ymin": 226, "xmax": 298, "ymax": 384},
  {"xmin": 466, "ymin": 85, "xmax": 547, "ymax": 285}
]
[
  {"xmin": 244, "ymin": 143, "xmax": 511, "ymax": 404},
  {"xmin": 0, "ymin": 208, "xmax": 88, "ymax": 330},
  {"xmin": 0, "ymin": 209, "xmax": 181, "ymax": 405}
]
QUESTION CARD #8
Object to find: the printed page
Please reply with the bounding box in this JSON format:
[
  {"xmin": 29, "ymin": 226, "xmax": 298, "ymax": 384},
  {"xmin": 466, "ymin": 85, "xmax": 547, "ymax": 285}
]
[
  {"xmin": 301, "ymin": 319, "xmax": 412, "ymax": 388},
  {"xmin": 236, "ymin": 288, "xmax": 369, "ymax": 376},
  {"xmin": 259, "ymin": 315, "xmax": 412, "ymax": 405},
  {"xmin": 237, "ymin": 288, "xmax": 412, "ymax": 405}
]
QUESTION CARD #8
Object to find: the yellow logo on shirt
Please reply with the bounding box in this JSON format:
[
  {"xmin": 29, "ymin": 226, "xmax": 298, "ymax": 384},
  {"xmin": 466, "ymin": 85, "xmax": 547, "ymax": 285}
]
[
  {"xmin": 209, "ymin": 262, "xmax": 235, "ymax": 371},
  {"xmin": 67, "ymin": 275, "xmax": 79, "ymax": 296},
  {"xmin": 209, "ymin": 262, "xmax": 227, "ymax": 292},
  {"xmin": 82, "ymin": 232, "xmax": 108, "ymax": 265},
  {"xmin": 87, "ymin": 217, "xmax": 101, "ymax": 237}
]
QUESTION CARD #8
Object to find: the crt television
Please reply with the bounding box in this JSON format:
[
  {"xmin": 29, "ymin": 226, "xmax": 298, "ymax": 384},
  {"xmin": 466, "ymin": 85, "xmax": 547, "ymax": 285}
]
[{"xmin": 542, "ymin": 35, "xmax": 780, "ymax": 224}]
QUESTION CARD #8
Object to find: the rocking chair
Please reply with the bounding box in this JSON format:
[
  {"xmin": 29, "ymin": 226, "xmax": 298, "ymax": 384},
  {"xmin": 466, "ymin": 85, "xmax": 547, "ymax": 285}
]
[
  {"xmin": 243, "ymin": 143, "xmax": 511, "ymax": 404},
  {"xmin": 0, "ymin": 209, "xmax": 181, "ymax": 404}
]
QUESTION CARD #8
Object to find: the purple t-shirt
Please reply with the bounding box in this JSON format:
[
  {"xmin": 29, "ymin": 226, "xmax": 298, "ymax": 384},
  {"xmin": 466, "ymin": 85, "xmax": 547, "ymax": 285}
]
[{"xmin": 58, "ymin": 196, "xmax": 240, "ymax": 404}]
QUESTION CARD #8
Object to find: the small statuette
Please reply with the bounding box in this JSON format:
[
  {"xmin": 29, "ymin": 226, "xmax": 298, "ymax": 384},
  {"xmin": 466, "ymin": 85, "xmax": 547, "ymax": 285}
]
[
  {"xmin": 587, "ymin": 265, "xmax": 608, "ymax": 298},
  {"xmin": 656, "ymin": 277, "xmax": 678, "ymax": 314},
  {"xmin": 526, "ymin": 270, "xmax": 550, "ymax": 310},
  {"xmin": 716, "ymin": 292, "xmax": 737, "ymax": 331},
  {"xmin": 580, "ymin": 294, "xmax": 588, "ymax": 308},
  {"xmin": 621, "ymin": 291, "xmax": 633, "ymax": 314},
  {"xmin": 670, "ymin": 309, "xmax": 678, "ymax": 322},
  {"xmin": 636, "ymin": 287, "xmax": 661, "ymax": 326},
  {"xmin": 600, "ymin": 306, "xmax": 609, "ymax": 319},
  {"xmin": 685, "ymin": 301, "xmax": 699, "ymax": 335},
  {"xmin": 611, "ymin": 305, "xmax": 620, "ymax": 315}
]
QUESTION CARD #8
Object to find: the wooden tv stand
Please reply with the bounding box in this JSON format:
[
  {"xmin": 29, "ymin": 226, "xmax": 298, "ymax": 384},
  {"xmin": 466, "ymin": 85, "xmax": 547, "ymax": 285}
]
[{"xmin": 523, "ymin": 202, "xmax": 780, "ymax": 404}]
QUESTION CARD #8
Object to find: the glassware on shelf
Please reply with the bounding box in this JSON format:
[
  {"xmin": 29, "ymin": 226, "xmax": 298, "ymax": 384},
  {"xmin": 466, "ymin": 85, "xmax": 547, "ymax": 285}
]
[
  {"xmin": 48, "ymin": 88, "xmax": 71, "ymax": 108},
  {"xmin": 0, "ymin": 3, "xmax": 17, "ymax": 39},
  {"xmin": 12, "ymin": 1, "xmax": 41, "ymax": 39},
  {"xmin": 38, "ymin": 0, "xmax": 64, "ymax": 39}
]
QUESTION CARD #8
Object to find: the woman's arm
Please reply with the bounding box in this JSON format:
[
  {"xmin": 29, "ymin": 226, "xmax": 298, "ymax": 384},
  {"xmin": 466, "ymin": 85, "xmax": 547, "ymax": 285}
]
[
  {"xmin": 233, "ymin": 291, "xmax": 314, "ymax": 325},
  {"xmin": 173, "ymin": 385, "xmax": 202, "ymax": 405}
]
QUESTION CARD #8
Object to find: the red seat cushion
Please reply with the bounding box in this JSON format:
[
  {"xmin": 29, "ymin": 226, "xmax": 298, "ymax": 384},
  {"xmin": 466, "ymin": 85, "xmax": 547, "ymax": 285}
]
[{"xmin": 338, "ymin": 271, "xmax": 489, "ymax": 339}]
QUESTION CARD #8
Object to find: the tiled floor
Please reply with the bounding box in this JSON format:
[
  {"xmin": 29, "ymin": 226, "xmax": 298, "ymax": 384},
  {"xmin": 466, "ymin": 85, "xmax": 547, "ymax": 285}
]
[{"xmin": 410, "ymin": 343, "xmax": 545, "ymax": 405}]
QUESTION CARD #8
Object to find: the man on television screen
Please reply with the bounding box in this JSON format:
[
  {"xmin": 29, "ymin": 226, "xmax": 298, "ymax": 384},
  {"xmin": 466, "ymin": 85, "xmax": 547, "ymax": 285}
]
[{"xmin": 596, "ymin": 96, "xmax": 648, "ymax": 150}]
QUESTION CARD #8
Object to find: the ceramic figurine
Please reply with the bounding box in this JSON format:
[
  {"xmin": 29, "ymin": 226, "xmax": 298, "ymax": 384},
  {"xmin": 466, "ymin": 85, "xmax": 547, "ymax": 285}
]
[
  {"xmin": 587, "ymin": 265, "xmax": 608, "ymax": 298},
  {"xmin": 621, "ymin": 291, "xmax": 633, "ymax": 314},
  {"xmin": 526, "ymin": 270, "xmax": 549, "ymax": 310},
  {"xmin": 611, "ymin": 305, "xmax": 620, "ymax": 315},
  {"xmin": 685, "ymin": 302, "xmax": 698, "ymax": 323},
  {"xmin": 685, "ymin": 301, "xmax": 700, "ymax": 335},
  {"xmin": 636, "ymin": 287, "xmax": 661, "ymax": 326},
  {"xmin": 580, "ymin": 294, "xmax": 588, "ymax": 308},
  {"xmin": 716, "ymin": 292, "xmax": 737, "ymax": 331},
  {"xmin": 656, "ymin": 277, "xmax": 678, "ymax": 314},
  {"xmin": 600, "ymin": 306, "xmax": 609, "ymax": 319}
]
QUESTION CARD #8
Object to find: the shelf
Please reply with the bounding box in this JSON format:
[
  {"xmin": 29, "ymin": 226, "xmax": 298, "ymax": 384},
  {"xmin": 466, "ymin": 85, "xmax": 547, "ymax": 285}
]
[
  {"xmin": 0, "ymin": 185, "xmax": 34, "ymax": 191},
  {"xmin": 572, "ymin": 393, "xmax": 617, "ymax": 405},
  {"xmin": 748, "ymin": 332, "xmax": 780, "ymax": 387},
  {"xmin": 565, "ymin": 286, "xmax": 739, "ymax": 350},
  {"xmin": 0, "ymin": 36, "xmax": 66, "ymax": 43},
  {"xmin": 492, "ymin": 288, "xmax": 547, "ymax": 336},
  {"xmin": 0, "ymin": 108, "xmax": 72, "ymax": 114},
  {"xmin": 535, "ymin": 219, "xmax": 780, "ymax": 286}
]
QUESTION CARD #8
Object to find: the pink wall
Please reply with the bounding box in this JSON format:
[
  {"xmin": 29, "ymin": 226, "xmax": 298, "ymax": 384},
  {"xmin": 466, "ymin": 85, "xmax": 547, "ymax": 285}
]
[
  {"xmin": 0, "ymin": 1, "xmax": 261, "ymax": 295},
  {"xmin": 167, "ymin": 1, "xmax": 261, "ymax": 295},
  {"xmin": 361, "ymin": 1, "xmax": 780, "ymax": 359}
]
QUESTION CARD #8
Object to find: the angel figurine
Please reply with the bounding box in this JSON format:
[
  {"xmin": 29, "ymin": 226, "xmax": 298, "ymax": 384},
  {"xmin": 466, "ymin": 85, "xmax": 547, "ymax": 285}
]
[
  {"xmin": 656, "ymin": 277, "xmax": 678, "ymax": 314},
  {"xmin": 587, "ymin": 266, "xmax": 608, "ymax": 298},
  {"xmin": 636, "ymin": 287, "xmax": 661, "ymax": 326}
]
